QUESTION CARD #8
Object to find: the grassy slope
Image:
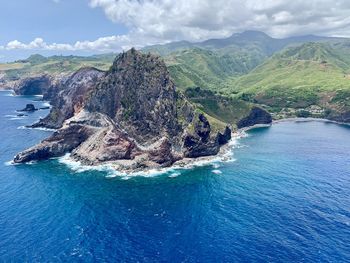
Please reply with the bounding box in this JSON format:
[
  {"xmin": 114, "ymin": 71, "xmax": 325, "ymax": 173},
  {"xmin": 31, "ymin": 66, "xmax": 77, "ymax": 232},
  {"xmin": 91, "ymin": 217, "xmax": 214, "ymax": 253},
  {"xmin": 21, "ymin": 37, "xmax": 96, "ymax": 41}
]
[
  {"xmin": 0, "ymin": 54, "xmax": 115, "ymax": 81},
  {"xmin": 164, "ymin": 47, "xmax": 266, "ymax": 91},
  {"xmin": 146, "ymin": 31, "xmax": 345, "ymax": 92},
  {"xmin": 184, "ymin": 87, "xmax": 253, "ymax": 129},
  {"xmin": 227, "ymin": 42, "xmax": 350, "ymax": 117}
]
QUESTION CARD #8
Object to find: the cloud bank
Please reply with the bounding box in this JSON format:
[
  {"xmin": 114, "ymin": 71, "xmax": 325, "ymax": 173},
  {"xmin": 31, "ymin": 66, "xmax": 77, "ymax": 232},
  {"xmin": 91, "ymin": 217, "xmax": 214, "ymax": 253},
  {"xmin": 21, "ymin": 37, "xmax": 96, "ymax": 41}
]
[{"xmin": 2, "ymin": 0, "xmax": 350, "ymax": 52}]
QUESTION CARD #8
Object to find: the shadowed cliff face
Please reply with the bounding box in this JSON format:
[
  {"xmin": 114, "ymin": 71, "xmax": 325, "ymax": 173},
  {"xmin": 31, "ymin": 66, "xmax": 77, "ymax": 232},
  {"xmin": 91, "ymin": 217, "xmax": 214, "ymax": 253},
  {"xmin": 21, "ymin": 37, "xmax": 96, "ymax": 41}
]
[
  {"xmin": 237, "ymin": 106, "xmax": 272, "ymax": 129},
  {"xmin": 13, "ymin": 75, "xmax": 52, "ymax": 96},
  {"xmin": 14, "ymin": 49, "xmax": 232, "ymax": 171}
]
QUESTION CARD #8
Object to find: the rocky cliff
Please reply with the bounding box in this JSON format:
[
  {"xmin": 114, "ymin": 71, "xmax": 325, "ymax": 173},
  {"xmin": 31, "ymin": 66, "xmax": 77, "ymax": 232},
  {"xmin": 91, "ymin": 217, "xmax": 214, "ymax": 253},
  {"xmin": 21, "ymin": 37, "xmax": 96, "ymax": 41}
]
[
  {"xmin": 14, "ymin": 49, "xmax": 232, "ymax": 172},
  {"xmin": 32, "ymin": 67, "xmax": 104, "ymax": 129},
  {"xmin": 13, "ymin": 75, "xmax": 53, "ymax": 96},
  {"xmin": 236, "ymin": 106, "xmax": 272, "ymax": 129}
]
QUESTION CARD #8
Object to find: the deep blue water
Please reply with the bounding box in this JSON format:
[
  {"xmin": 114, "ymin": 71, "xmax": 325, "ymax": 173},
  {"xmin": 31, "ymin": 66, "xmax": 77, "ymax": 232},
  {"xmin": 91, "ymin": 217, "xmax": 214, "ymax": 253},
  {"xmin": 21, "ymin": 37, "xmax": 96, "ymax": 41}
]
[{"xmin": 0, "ymin": 90, "xmax": 350, "ymax": 262}]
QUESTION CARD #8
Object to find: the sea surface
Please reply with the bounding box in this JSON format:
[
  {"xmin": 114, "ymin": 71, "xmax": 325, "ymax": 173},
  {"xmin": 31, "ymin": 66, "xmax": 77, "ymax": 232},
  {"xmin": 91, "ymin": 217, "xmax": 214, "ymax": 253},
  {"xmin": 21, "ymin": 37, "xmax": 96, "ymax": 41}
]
[{"xmin": 0, "ymin": 90, "xmax": 349, "ymax": 262}]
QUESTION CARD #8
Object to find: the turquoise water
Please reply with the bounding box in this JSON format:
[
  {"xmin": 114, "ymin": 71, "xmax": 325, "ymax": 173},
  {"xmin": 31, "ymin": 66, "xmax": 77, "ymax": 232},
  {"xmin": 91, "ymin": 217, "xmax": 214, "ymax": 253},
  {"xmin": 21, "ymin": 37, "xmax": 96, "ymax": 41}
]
[{"xmin": 0, "ymin": 90, "xmax": 350, "ymax": 262}]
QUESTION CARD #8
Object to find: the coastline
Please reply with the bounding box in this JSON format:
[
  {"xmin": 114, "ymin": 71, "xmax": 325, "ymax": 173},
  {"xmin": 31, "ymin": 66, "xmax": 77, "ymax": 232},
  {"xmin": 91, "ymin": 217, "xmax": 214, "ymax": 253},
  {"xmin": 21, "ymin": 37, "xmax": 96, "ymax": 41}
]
[{"xmin": 273, "ymin": 117, "xmax": 350, "ymax": 126}]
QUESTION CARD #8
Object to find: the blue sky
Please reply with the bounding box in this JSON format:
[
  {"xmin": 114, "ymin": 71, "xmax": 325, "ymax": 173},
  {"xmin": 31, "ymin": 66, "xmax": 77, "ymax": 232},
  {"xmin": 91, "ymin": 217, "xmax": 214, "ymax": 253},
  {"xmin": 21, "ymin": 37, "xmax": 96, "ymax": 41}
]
[
  {"xmin": 0, "ymin": 0, "xmax": 126, "ymax": 44},
  {"xmin": 1, "ymin": 0, "xmax": 350, "ymax": 62},
  {"xmin": 0, "ymin": 0, "xmax": 128, "ymax": 61}
]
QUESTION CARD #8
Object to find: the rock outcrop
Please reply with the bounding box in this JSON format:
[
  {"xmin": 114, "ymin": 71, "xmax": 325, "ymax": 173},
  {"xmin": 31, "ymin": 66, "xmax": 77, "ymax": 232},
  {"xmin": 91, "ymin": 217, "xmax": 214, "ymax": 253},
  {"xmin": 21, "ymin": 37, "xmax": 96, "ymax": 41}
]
[
  {"xmin": 84, "ymin": 49, "xmax": 180, "ymax": 144},
  {"xmin": 14, "ymin": 49, "xmax": 232, "ymax": 172},
  {"xmin": 183, "ymin": 114, "xmax": 232, "ymax": 158},
  {"xmin": 18, "ymin": 104, "xmax": 38, "ymax": 112},
  {"xmin": 237, "ymin": 106, "xmax": 272, "ymax": 129}
]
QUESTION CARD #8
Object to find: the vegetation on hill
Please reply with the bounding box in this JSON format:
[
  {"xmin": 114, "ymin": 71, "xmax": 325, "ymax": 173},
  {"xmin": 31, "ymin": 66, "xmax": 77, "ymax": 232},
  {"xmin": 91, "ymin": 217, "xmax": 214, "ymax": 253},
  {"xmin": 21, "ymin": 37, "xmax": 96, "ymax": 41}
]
[
  {"xmin": 228, "ymin": 42, "xmax": 350, "ymax": 119},
  {"xmin": 0, "ymin": 53, "xmax": 115, "ymax": 82},
  {"xmin": 164, "ymin": 47, "xmax": 266, "ymax": 91},
  {"xmin": 146, "ymin": 31, "xmax": 345, "ymax": 91},
  {"xmin": 183, "ymin": 87, "xmax": 254, "ymax": 128}
]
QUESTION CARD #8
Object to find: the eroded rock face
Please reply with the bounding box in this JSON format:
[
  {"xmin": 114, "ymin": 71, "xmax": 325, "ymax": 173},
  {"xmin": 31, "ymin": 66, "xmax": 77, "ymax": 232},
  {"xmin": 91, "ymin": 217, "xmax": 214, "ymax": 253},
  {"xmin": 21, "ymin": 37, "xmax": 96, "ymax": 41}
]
[
  {"xmin": 13, "ymin": 75, "xmax": 52, "ymax": 96},
  {"xmin": 14, "ymin": 49, "xmax": 232, "ymax": 171},
  {"xmin": 31, "ymin": 67, "xmax": 104, "ymax": 129},
  {"xmin": 237, "ymin": 106, "xmax": 272, "ymax": 129},
  {"xmin": 217, "ymin": 126, "xmax": 232, "ymax": 145},
  {"xmin": 183, "ymin": 114, "xmax": 230, "ymax": 158},
  {"xmin": 14, "ymin": 124, "xmax": 94, "ymax": 163}
]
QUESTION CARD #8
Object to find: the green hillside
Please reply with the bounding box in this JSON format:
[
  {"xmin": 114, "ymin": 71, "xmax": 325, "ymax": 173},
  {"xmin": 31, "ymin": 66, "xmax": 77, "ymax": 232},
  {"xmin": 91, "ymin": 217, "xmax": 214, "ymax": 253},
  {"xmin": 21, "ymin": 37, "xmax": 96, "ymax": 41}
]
[
  {"xmin": 164, "ymin": 47, "xmax": 266, "ymax": 90},
  {"xmin": 228, "ymin": 42, "xmax": 350, "ymax": 119},
  {"xmin": 0, "ymin": 53, "xmax": 115, "ymax": 82},
  {"xmin": 147, "ymin": 31, "xmax": 346, "ymax": 91},
  {"xmin": 184, "ymin": 87, "xmax": 253, "ymax": 127},
  {"xmin": 144, "ymin": 30, "xmax": 340, "ymax": 56}
]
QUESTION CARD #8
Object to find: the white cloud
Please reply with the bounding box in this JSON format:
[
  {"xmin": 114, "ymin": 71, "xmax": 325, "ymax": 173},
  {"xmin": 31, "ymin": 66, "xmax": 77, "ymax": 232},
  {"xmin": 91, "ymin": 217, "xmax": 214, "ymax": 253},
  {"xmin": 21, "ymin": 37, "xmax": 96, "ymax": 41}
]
[
  {"xmin": 90, "ymin": 0, "xmax": 350, "ymax": 40},
  {"xmin": 2, "ymin": 36, "xmax": 135, "ymax": 52},
  {"xmin": 3, "ymin": 0, "xmax": 350, "ymax": 52}
]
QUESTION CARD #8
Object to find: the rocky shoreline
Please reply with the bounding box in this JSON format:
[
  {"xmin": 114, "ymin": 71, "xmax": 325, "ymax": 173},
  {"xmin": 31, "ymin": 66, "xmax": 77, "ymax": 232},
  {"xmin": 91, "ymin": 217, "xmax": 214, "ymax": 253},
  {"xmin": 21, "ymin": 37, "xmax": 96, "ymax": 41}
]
[{"xmin": 55, "ymin": 130, "xmax": 241, "ymax": 177}]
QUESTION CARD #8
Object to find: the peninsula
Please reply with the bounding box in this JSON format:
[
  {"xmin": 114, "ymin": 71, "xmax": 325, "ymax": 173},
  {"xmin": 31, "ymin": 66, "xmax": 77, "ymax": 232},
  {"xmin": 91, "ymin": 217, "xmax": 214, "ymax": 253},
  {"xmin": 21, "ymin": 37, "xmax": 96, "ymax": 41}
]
[{"xmin": 13, "ymin": 49, "xmax": 271, "ymax": 172}]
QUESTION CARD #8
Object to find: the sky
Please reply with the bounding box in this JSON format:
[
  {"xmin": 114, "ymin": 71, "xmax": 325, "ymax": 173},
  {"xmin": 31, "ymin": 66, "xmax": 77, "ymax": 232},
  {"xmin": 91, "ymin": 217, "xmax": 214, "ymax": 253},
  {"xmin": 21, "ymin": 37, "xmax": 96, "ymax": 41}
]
[{"xmin": 1, "ymin": 0, "xmax": 350, "ymax": 61}]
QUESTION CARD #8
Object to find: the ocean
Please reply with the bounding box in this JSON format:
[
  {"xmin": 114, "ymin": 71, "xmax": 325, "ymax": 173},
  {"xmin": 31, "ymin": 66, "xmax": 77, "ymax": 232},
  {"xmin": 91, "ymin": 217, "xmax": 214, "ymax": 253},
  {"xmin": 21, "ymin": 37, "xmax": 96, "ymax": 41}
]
[{"xmin": 0, "ymin": 90, "xmax": 349, "ymax": 262}]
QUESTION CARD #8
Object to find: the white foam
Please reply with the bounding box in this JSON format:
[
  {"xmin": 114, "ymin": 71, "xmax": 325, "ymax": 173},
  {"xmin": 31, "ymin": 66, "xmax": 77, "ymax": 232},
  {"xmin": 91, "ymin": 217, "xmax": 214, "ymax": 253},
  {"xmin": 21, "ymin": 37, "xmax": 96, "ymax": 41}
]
[
  {"xmin": 58, "ymin": 154, "xmax": 129, "ymax": 177},
  {"xmin": 41, "ymin": 102, "xmax": 51, "ymax": 107},
  {"xmin": 5, "ymin": 114, "xmax": 27, "ymax": 120},
  {"xmin": 56, "ymin": 133, "xmax": 245, "ymax": 178},
  {"xmin": 58, "ymin": 153, "xmax": 182, "ymax": 178},
  {"xmin": 4, "ymin": 160, "xmax": 35, "ymax": 166},
  {"xmin": 2, "ymin": 92, "xmax": 15, "ymax": 97},
  {"xmin": 17, "ymin": 126, "xmax": 56, "ymax": 132},
  {"xmin": 4, "ymin": 160, "xmax": 17, "ymax": 166},
  {"xmin": 169, "ymin": 172, "xmax": 181, "ymax": 178},
  {"xmin": 212, "ymin": 163, "xmax": 220, "ymax": 169}
]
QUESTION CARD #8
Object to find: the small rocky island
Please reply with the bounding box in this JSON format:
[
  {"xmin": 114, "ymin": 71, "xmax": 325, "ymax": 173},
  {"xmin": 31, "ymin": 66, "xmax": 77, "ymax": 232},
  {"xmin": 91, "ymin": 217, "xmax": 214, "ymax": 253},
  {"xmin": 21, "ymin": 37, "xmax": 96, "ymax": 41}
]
[
  {"xmin": 14, "ymin": 49, "xmax": 271, "ymax": 172},
  {"xmin": 18, "ymin": 103, "xmax": 38, "ymax": 112}
]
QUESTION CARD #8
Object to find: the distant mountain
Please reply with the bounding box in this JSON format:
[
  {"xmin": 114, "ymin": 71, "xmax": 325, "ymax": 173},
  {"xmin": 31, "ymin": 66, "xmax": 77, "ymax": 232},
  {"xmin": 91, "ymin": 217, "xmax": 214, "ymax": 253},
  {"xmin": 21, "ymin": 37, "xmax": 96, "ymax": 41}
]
[
  {"xmin": 143, "ymin": 31, "xmax": 349, "ymax": 91},
  {"xmin": 143, "ymin": 30, "xmax": 345, "ymax": 56}
]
